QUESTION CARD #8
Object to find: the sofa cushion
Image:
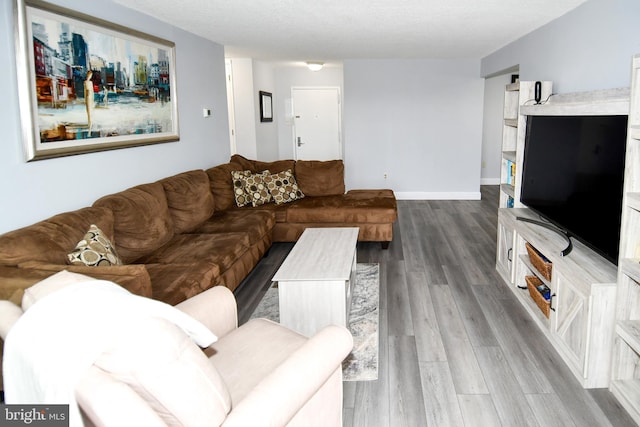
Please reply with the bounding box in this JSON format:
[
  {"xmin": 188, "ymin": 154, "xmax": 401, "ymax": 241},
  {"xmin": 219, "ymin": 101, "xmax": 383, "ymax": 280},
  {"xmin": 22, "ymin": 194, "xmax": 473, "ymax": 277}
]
[
  {"xmin": 193, "ymin": 210, "xmax": 276, "ymax": 245},
  {"xmin": 145, "ymin": 263, "xmax": 220, "ymax": 305},
  {"xmin": 160, "ymin": 170, "xmax": 215, "ymax": 234},
  {"xmin": 0, "ymin": 207, "xmax": 115, "ymax": 267},
  {"xmin": 206, "ymin": 162, "xmax": 245, "ymax": 212},
  {"xmin": 93, "ymin": 182, "xmax": 174, "ymax": 264},
  {"xmin": 229, "ymin": 155, "xmax": 295, "ymax": 174},
  {"xmin": 67, "ymin": 224, "xmax": 122, "ymax": 267},
  {"xmin": 264, "ymin": 170, "xmax": 305, "ymax": 205},
  {"xmin": 0, "ymin": 266, "xmax": 62, "ymax": 306},
  {"xmin": 140, "ymin": 233, "xmax": 250, "ymax": 270},
  {"xmin": 18, "ymin": 262, "xmax": 153, "ymax": 301},
  {"xmin": 285, "ymin": 191, "xmax": 397, "ymax": 223},
  {"xmin": 294, "ymin": 160, "xmax": 346, "ymax": 197}
]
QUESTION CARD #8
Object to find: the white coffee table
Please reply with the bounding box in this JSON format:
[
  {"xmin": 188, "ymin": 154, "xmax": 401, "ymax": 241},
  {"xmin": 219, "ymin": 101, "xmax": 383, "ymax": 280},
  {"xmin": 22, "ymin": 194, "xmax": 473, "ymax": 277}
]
[{"xmin": 272, "ymin": 227, "xmax": 359, "ymax": 336}]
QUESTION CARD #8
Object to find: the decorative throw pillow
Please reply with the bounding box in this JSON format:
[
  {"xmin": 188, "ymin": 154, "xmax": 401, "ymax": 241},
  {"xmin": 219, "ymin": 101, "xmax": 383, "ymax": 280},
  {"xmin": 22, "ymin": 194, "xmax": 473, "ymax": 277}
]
[
  {"xmin": 231, "ymin": 170, "xmax": 270, "ymax": 207},
  {"xmin": 264, "ymin": 169, "xmax": 305, "ymax": 205},
  {"xmin": 244, "ymin": 173, "xmax": 272, "ymax": 207},
  {"xmin": 231, "ymin": 170, "xmax": 254, "ymax": 207},
  {"xmin": 67, "ymin": 224, "xmax": 122, "ymax": 267}
]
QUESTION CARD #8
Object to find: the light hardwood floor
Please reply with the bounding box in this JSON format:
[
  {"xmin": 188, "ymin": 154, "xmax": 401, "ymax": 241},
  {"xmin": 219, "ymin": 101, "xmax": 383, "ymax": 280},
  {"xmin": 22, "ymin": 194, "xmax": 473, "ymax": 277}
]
[{"xmin": 234, "ymin": 186, "xmax": 636, "ymax": 427}]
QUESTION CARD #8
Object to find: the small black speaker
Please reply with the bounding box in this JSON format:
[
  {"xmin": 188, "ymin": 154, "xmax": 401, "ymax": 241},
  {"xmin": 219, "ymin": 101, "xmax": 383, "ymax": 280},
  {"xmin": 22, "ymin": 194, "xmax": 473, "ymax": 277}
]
[{"xmin": 535, "ymin": 81, "xmax": 542, "ymax": 104}]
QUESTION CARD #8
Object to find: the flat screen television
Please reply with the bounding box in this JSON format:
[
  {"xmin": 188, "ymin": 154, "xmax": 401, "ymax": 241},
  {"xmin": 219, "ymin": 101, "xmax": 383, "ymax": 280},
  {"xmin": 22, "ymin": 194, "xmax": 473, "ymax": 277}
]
[{"xmin": 520, "ymin": 114, "xmax": 628, "ymax": 265}]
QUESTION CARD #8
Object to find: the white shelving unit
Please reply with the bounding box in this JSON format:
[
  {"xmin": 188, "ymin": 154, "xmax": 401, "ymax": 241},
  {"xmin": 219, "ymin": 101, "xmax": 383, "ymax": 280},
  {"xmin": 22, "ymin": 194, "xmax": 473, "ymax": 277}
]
[
  {"xmin": 495, "ymin": 84, "xmax": 631, "ymax": 390},
  {"xmin": 498, "ymin": 81, "xmax": 553, "ymax": 209},
  {"xmin": 610, "ymin": 53, "xmax": 640, "ymax": 425}
]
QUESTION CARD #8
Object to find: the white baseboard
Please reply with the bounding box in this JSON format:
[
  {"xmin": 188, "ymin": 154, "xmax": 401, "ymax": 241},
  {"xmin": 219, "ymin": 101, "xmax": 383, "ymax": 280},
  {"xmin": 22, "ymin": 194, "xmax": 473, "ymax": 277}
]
[
  {"xmin": 394, "ymin": 191, "xmax": 481, "ymax": 200},
  {"xmin": 481, "ymin": 178, "xmax": 500, "ymax": 185}
]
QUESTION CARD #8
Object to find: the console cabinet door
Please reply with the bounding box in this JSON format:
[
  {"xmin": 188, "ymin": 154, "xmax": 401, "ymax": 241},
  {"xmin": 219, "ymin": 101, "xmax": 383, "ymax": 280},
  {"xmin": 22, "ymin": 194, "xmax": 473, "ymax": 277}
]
[
  {"xmin": 551, "ymin": 271, "xmax": 589, "ymax": 376},
  {"xmin": 496, "ymin": 220, "xmax": 515, "ymax": 284}
]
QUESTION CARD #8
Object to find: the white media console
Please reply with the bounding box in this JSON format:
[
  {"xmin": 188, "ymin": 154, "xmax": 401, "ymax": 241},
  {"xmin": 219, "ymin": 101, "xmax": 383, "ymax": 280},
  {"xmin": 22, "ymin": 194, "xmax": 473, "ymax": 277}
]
[{"xmin": 495, "ymin": 85, "xmax": 630, "ymax": 389}]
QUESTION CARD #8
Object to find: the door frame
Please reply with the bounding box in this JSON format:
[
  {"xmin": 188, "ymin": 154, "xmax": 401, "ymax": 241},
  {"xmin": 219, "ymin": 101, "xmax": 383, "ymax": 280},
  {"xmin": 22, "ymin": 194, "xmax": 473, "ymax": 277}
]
[
  {"xmin": 225, "ymin": 59, "xmax": 237, "ymax": 154},
  {"xmin": 291, "ymin": 86, "xmax": 343, "ymax": 160}
]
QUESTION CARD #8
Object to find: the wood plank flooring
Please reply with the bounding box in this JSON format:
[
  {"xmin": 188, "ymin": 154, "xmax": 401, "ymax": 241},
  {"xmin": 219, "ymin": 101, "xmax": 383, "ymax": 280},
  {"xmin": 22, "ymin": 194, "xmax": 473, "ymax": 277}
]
[{"xmin": 233, "ymin": 186, "xmax": 636, "ymax": 426}]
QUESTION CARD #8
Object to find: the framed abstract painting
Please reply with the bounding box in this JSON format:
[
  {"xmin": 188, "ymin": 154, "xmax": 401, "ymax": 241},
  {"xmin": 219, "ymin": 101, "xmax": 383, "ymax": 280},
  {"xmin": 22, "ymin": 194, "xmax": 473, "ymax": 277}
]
[{"xmin": 14, "ymin": 0, "xmax": 179, "ymax": 161}]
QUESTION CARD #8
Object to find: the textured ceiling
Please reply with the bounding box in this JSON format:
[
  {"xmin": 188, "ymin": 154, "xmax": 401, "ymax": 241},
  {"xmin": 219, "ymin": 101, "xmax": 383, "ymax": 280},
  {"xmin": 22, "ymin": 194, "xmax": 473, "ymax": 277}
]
[{"xmin": 115, "ymin": 0, "xmax": 587, "ymax": 62}]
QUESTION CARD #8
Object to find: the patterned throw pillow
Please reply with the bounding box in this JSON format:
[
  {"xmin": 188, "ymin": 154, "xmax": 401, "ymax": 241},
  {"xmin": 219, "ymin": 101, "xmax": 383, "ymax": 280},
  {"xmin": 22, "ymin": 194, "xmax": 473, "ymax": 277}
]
[
  {"xmin": 264, "ymin": 169, "xmax": 305, "ymax": 205},
  {"xmin": 67, "ymin": 224, "xmax": 122, "ymax": 266},
  {"xmin": 232, "ymin": 170, "xmax": 271, "ymax": 207},
  {"xmin": 244, "ymin": 173, "xmax": 272, "ymax": 207},
  {"xmin": 231, "ymin": 170, "xmax": 253, "ymax": 207}
]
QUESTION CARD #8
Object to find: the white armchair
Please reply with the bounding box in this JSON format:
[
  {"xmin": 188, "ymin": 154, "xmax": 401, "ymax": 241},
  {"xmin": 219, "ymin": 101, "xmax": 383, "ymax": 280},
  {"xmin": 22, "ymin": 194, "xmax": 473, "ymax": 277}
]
[{"xmin": 1, "ymin": 272, "xmax": 353, "ymax": 427}]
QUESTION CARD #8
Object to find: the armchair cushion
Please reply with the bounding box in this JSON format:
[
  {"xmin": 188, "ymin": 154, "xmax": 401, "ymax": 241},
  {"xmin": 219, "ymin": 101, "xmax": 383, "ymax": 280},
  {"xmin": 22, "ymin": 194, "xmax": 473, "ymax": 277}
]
[{"xmin": 94, "ymin": 317, "xmax": 231, "ymax": 426}]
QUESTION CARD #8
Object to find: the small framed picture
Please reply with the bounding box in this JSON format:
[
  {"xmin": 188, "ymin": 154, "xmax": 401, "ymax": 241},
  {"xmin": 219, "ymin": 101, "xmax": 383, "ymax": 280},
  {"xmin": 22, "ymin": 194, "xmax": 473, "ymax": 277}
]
[{"xmin": 259, "ymin": 91, "xmax": 273, "ymax": 122}]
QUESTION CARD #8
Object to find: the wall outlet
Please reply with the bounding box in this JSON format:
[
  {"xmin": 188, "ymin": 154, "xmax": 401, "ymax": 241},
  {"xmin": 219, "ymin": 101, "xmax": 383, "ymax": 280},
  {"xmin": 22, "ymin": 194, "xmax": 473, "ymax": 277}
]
[{"xmin": 383, "ymin": 172, "xmax": 388, "ymax": 179}]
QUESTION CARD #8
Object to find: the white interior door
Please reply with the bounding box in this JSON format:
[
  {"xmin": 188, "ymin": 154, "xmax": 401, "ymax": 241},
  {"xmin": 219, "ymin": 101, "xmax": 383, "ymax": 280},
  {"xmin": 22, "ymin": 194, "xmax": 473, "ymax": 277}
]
[{"xmin": 292, "ymin": 87, "xmax": 342, "ymax": 160}]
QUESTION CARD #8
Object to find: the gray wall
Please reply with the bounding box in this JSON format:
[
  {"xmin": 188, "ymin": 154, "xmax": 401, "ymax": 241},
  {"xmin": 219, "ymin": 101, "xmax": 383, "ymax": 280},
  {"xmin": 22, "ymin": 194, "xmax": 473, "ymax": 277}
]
[
  {"xmin": 274, "ymin": 65, "xmax": 344, "ymax": 160},
  {"xmin": 481, "ymin": 0, "xmax": 640, "ymax": 93},
  {"xmin": 253, "ymin": 60, "xmax": 279, "ymax": 160},
  {"xmin": 343, "ymin": 59, "xmax": 485, "ymax": 199},
  {"xmin": 0, "ymin": 0, "xmax": 230, "ymax": 234}
]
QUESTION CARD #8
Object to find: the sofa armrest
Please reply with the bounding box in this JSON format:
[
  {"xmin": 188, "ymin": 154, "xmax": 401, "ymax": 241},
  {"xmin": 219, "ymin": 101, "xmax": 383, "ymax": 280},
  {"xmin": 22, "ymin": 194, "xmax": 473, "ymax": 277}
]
[
  {"xmin": 0, "ymin": 300, "xmax": 23, "ymax": 340},
  {"xmin": 17, "ymin": 262, "xmax": 153, "ymax": 298},
  {"xmin": 221, "ymin": 325, "xmax": 353, "ymax": 427},
  {"xmin": 175, "ymin": 286, "xmax": 238, "ymax": 339}
]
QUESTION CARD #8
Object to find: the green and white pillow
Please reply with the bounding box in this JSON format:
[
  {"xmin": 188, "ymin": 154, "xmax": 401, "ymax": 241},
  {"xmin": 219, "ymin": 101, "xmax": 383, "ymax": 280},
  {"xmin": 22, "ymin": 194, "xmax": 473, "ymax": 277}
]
[{"xmin": 67, "ymin": 224, "xmax": 122, "ymax": 266}]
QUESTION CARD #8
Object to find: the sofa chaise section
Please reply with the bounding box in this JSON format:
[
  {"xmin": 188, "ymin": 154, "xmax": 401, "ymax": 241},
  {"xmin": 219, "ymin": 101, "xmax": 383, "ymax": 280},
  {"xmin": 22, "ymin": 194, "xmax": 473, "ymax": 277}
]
[{"xmin": 208, "ymin": 155, "xmax": 398, "ymax": 248}]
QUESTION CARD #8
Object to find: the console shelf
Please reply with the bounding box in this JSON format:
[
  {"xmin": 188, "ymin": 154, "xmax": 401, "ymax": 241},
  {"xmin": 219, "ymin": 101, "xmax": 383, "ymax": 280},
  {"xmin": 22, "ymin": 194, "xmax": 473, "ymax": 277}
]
[
  {"xmin": 620, "ymin": 258, "xmax": 640, "ymax": 283},
  {"xmin": 496, "ymin": 208, "xmax": 617, "ymax": 388},
  {"xmin": 502, "ymin": 150, "xmax": 516, "ymax": 162},
  {"xmin": 504, "ymin": 118, "xmax": 518, "ymax": 128},
  {"xmin": 617, "ymin": 321, "xmax": 640, "ymax": 354},
  {"xmin": 499, "ymin": 183, "xmax": 514, "ymax": 198}
]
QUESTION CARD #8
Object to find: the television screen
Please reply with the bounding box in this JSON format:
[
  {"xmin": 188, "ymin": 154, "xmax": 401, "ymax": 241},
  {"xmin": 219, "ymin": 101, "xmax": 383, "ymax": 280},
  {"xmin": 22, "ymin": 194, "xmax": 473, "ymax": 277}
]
[{"xmin": 520, "ymin": 115, "xmax": 627, "ymax": 265}]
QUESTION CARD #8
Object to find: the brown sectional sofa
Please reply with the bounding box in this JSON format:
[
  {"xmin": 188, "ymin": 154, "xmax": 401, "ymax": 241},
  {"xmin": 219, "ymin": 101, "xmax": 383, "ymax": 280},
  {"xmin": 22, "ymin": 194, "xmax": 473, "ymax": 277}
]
[{"xmin": 0, "ymin": 156, "xmax": 397, "ymax": 308}]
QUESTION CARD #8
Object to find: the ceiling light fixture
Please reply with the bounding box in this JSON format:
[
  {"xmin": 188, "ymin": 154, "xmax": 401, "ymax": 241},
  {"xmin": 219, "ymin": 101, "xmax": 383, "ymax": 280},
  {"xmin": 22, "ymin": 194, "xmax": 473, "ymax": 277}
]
[{"xmin": 306, "ymin": 61, "xmax": 324, "ymax": 71}]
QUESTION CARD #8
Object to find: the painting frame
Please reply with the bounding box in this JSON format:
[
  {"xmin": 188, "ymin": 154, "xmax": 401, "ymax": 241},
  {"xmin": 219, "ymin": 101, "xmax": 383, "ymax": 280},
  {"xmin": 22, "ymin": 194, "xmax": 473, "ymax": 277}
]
[
  {"xmin": 14, "ymin": 0, "xmax": 180, "ymax": 161},
  {"xmin": 259, "ymin": 90, "xmax": 273, "ymax": 122}
]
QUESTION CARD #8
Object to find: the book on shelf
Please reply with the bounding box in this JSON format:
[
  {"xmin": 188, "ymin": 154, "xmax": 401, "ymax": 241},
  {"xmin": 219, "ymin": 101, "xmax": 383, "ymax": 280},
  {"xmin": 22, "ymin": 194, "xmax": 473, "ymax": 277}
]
[{"xmin": 506, "ymin": 160, "xmax": 516, "ymax": 186}]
